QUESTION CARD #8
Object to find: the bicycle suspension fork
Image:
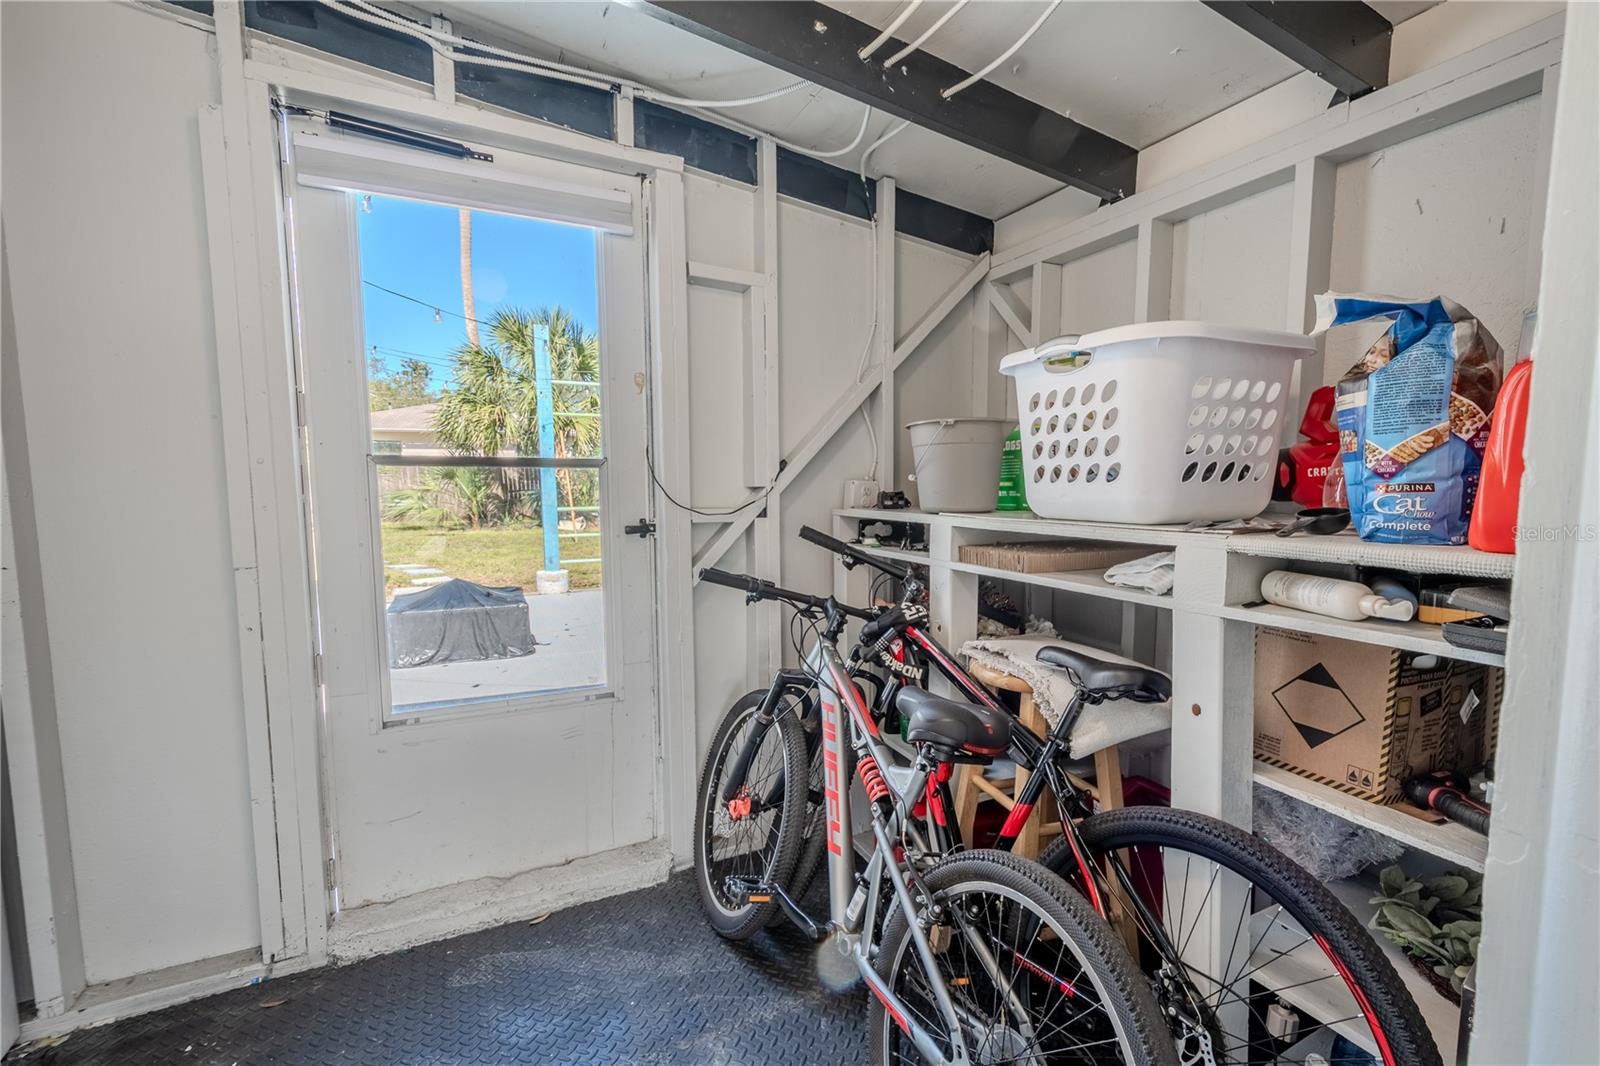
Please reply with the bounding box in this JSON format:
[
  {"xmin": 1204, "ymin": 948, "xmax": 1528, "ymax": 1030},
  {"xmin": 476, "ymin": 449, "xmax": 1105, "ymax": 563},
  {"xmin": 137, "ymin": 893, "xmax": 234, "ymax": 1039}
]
[{"xmin": 720, "ymin": 669, "xmax": 813, "ymax": 804}]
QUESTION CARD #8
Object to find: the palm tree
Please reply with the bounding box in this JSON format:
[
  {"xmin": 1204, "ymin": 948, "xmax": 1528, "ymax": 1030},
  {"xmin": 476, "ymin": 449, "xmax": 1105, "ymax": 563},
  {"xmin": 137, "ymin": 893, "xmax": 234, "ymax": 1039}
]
[{"xmin": 432, "ymin": 306, "xmax": 602, "ymax": 521}]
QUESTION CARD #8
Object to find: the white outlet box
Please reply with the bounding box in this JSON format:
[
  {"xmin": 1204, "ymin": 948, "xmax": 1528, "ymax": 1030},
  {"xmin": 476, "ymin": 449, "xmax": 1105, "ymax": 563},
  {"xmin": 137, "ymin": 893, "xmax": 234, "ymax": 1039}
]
[{"xmin": 843, "ymin": 479, "xmax": 880, "ymax": 509}]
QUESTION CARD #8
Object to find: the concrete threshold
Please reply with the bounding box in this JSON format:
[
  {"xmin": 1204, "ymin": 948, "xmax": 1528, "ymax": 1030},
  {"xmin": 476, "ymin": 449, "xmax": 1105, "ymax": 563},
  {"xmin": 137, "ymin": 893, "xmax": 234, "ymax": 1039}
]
[{"xmin": 328, "ymin": 839, "xmax": 673, "ymax": 963}]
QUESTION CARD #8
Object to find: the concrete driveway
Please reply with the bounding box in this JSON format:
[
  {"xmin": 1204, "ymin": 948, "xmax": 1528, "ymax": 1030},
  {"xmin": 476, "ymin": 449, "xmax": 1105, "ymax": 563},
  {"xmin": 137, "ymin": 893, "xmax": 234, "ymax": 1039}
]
[{"xmin": 387, "ymin": 588, "xmax": 605, "ymax": 711}]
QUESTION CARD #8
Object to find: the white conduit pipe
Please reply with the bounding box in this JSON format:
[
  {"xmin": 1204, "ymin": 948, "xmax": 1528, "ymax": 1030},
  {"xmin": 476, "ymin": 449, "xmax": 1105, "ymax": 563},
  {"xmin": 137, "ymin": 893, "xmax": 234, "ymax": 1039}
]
[
  {"xmin": 857, "ymin": 0, "xmax": 924, "ymax": 60},
  {"xmin": 881, "ymin": 0, "xmax": 969, "ymax": 68},
  {"xmin": 940, "ymin": 0, "xmax": 1062, "ymax": 99},
  {"xmin": 798, "ymin": 105, "xmax": 874, "ymax": 159},
  {"xmin": 859, "ymin": 120, "xmax": 910, "ymax": 181},
  {"xmin": 323, "ymin": 0, "xmax": 809, "ymax": 108}
]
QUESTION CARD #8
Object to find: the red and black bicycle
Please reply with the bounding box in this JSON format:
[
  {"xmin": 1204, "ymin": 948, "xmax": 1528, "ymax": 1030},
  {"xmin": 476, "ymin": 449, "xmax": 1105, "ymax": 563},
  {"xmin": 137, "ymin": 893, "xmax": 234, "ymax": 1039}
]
[{"xmin": 694, "ymin": 525, "xmax": 1440, "ymax": 1066}]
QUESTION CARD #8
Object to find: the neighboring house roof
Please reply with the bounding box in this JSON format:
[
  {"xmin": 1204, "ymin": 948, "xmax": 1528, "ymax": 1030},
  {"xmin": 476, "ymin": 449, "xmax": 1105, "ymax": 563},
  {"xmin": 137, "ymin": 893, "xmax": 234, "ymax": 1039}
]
[{"xmin": 370, "ymin": 403, "xmax": 438, "ymax": 437}]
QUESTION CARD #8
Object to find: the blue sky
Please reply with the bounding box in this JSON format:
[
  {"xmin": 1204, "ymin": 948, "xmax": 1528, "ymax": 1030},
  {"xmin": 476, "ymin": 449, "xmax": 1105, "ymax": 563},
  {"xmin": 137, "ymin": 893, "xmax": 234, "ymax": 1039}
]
[{"xmin": 357, "ymin": 194, "xmax": 599, "ymax": 388}]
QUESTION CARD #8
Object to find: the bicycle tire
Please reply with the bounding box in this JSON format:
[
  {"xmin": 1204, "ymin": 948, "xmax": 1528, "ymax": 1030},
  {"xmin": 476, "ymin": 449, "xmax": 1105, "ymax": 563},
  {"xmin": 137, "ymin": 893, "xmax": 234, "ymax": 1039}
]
[
  {"xmin": 870, "ymin": 849, "xmax": 1179, "ymax": 1066},
  {"xmin": 692, "ymin": 690, "xmax": 810, "ymax": 940},
  {"xmin": 1041, "ymin": 806, "xmax": 1441, "ymax": 1066}
]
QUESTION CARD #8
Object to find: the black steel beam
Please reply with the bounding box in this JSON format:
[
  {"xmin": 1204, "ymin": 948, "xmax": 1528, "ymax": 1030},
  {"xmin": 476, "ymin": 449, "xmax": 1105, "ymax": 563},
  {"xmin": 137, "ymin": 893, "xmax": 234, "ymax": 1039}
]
[
  {"xmin": 642, "ymin": 1, "xmax": 1137, "ymax": 202},
  {"xmin": 1202, "ymin": 1, "xmax": 1392, "ymax": 99}
]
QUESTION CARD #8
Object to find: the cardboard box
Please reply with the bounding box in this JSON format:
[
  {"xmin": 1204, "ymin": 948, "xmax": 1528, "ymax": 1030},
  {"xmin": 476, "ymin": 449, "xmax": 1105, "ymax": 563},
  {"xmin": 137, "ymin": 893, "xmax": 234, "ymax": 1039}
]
[
  {"xmin": 957, "ymin": 540, "xmax": 1148, "ymax": 574},
  {"xmin": 1252, "ymin": 627, "xmax": 1499, "ymax": 804}
]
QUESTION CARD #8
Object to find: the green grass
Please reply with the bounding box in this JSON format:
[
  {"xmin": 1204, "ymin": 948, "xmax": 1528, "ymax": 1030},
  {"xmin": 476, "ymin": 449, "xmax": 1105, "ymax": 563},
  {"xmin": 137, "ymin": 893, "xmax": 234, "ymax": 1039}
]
[{"xmin": 381, "ymin": 522, "xmax": 602, "ymax": 593}]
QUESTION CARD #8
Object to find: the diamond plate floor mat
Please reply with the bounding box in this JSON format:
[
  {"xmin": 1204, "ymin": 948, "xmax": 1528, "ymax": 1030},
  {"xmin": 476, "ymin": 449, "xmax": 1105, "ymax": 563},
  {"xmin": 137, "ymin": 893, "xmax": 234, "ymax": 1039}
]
[{"xmin": 5, "ymin": 871, "xmax": 866, "ymax": 1065}]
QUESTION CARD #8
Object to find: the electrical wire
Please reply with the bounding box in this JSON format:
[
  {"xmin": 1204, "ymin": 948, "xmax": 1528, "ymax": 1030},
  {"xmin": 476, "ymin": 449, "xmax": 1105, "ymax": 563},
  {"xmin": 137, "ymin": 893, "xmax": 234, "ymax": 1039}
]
[
  {"xmin": 881, "ymin": 0, "xmax": 969, "ymax": 68},
  {"xmin": 645, "ymin": 444, "xmax": 782, "ymax": 519},
  {"xmin": 322, "ymin": 0, "xmax": 809, "ymax": 108},
  {"xmin": 796, "ymin": 105, "xmax": 874, "ymax": 160},
  {"xmin": 859, "ymin": 120, "xmax": 910, "ymax": 182},
  {"xmin": 857, "ymin": 0, "xmax": 924, "ymax": 60},
  {"xmin": 940, "ymin": 0, "xmax": 1062, "ymax": 99}
]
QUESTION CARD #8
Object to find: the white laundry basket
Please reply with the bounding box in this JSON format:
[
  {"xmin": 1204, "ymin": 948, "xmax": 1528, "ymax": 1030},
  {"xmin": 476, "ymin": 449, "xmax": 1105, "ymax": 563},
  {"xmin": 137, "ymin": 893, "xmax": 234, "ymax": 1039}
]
[{"xmin": 1000, "ymin": 322, "xmax": 1315, "ymax": 524}]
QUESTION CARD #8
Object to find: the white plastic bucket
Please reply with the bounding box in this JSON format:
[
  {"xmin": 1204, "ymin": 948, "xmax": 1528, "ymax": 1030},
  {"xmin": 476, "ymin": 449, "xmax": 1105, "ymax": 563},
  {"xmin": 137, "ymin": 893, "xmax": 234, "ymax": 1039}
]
[
  {"xmin": 1000, "ymin": 321, "xmax": 1314, "ymax": 524},
  {"xmin": 907, "ymin": 418, "xmax": 1012, "ymax": 512}
]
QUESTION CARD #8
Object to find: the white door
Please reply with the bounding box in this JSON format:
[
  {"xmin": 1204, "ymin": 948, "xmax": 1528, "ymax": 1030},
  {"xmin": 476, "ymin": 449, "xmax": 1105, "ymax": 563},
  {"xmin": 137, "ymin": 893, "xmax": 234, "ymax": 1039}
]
[{"xmin": 284, "ymin": 119, "xmax": 658, "ymax": 909}]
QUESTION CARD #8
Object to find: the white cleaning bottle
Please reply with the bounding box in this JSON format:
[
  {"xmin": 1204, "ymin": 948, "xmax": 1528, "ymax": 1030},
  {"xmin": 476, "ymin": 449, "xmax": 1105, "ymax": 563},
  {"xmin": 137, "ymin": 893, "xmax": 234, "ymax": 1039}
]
[{"xmin": 1260, "ymin": 570, "xmax": 1416, "ymax": 621}]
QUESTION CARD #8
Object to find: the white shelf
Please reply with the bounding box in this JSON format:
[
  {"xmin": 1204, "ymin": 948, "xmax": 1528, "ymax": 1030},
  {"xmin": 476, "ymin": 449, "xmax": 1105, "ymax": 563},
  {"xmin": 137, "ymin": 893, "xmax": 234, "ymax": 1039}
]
[
  {"xmin": 1327, "ymin": 878, "xmax": 1462, "ymax": 1064},
  {"xmin": 1254, "ymin": 761, "xmax": 1487, "ymax": 872},
  {"xmin": 946, "ymin": 558, "xmax": 1172, "ymax": 609},
  {"xmin": 1246, "ymin": 878, "xmax": 1460, "ymax": 1063},
  {"xmin": 1227, "ymin": 531, "xmax": 1515, "ymax": 579},
  {"xmin": 836, "ymin": 507, "xmax": 936, "ymax": 522},
  {"xmin": 855, "ymin": 544, "xmax": 930, "ymax": 566},
  {"xmin": 1219, "ymin": 601, "xmax": 1505, "ymax": 667},
  {"xmin": 943, "ymin": 511, "xmax": 1193, "ymax": 548}
]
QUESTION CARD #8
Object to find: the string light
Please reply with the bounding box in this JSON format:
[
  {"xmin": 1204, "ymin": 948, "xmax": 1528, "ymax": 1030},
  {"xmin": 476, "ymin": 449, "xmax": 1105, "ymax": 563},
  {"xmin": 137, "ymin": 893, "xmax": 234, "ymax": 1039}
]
[{"xmin": 433, "ymin": 307, "xmax": 443, "ymax": 323}]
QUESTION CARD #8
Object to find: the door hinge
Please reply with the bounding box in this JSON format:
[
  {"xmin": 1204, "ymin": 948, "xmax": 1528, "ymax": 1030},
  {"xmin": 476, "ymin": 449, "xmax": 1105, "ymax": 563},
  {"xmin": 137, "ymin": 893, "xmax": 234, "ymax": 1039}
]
[
  {"xmin": 295, "ymin": 388, "xmax": 308, "ymax": 428},
  {"xmin": 312, "ymin": 651, "xmax": 324, "ymax": 687},
  {"xmin": 624, "ymin": 518, "xmax": 657, "ymax": 539}
]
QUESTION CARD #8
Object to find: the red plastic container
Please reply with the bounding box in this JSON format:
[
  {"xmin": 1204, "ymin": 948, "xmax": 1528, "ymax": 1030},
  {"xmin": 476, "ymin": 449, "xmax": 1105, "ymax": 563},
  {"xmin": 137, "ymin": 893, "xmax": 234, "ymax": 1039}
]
[{"xmin": 1468, "ymin": 359, "xmax": 1533, "ymax": 554}]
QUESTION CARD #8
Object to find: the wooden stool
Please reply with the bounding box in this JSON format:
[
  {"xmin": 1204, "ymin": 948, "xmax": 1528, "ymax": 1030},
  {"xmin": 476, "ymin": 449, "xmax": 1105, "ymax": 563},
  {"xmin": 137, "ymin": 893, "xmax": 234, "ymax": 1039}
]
[{"xmin": 952, "ymin": 660, "xmax": 1126, "ymax": 859}]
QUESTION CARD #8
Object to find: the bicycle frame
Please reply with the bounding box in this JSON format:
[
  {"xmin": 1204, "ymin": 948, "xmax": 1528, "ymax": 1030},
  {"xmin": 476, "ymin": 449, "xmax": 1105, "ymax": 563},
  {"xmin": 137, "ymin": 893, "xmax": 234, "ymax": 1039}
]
[
  {"xmin": 857, "ymin": 622, "xmax": 1213, "ymax": 1022},
  {"xmin": 806, "ymin": 632, "xmax": 979, "ymax": 1064}
]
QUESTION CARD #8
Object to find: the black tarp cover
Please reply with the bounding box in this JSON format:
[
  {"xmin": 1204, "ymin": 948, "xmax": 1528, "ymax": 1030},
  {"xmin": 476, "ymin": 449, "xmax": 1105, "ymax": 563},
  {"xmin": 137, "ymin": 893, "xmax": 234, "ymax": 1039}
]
[{"xmin": 386, "ymin": 578, "xmax": 534, "ymax": 668}]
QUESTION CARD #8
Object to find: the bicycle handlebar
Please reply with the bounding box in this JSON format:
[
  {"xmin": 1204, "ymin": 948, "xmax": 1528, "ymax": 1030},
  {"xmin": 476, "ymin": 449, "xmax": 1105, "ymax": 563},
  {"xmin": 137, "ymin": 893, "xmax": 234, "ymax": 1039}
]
[
  {"xmin": 698, "ymin": 566, "xmax": 874, "ymax": 621},
  {"xmin": 798, "ymin": 525, "xmax": 911, "ymax": 582}
]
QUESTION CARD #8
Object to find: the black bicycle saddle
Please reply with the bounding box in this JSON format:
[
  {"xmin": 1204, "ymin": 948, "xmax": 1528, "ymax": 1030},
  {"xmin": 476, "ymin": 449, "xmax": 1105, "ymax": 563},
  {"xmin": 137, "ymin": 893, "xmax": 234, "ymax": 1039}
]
[
  {"xmin": 895, "ymin": 688, "xmax": 1011, "ymax": 757},
  {"xmin": 1036, "ymin": 646, "xmax": 1171, "ymax": 703}
]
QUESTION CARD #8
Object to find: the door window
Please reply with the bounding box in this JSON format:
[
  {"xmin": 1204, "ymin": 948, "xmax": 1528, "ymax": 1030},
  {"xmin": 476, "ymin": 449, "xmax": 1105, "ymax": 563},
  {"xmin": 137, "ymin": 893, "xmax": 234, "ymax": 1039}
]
[{"xmin": 357, "ymin": 193, "xmax": 607, "ymax": 716}]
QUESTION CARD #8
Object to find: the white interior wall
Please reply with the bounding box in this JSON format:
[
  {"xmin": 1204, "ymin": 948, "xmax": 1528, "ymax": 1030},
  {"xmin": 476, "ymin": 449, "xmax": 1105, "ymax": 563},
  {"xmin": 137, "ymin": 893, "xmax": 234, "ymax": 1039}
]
[
  {"xmin": 1061, "ymin": 241, "xmax": 1138, "ymax": 336},
  {"xmin": 684, "ymin": 173, "xmax": 983, "ymax": 743},
  {"xmin": 0, "ymin": 0, "xmax": 980, "ymax": 994},
  {"xmin": 1, "ymin": 2, "xmax": 262, "ymax": 985},
  {"xmin": 1170, "ymin": 183, "xmax": 1294, "ymax": 329},
  {"xmin": 1324, "ymin": 94, "xmax": 1542, "ymax": 380}
]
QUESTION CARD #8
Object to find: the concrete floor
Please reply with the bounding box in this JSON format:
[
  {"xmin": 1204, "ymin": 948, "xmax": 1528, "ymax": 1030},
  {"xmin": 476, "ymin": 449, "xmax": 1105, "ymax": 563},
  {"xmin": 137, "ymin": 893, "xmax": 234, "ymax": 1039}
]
[{"xmin": 388, "ymin": 589, "xmax": 605, "ymax": 711}]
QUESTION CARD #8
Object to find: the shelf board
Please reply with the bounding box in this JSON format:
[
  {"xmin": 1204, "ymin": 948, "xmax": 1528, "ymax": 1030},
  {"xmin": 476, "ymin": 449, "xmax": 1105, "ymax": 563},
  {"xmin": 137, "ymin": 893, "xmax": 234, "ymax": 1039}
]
[
  {"xmin": 1219, "ymin": 601, "xmax": 1504, "ymax": 667},
  {"xmin": 836, "ymin": 507, "xmax": 935, "ymax": 522},
  {"xmin": 1254, "ymin": 761, "xmax": 1487, "ymax": 872},
  {"xmin": 1227, "ymin": 531, "xmax": 1515, "ymax": 579},
  {"xmin": 855, "ymin": 544, "xmax": 930, "ymax": 565},
  {"xmin": 942, "ymin": 511, "xmax": 1193, "ymax": 548},
  {"xmin": 1326, "ymin": 878, "xmax": 1462, "ymax": 1064},
  {"xmin": 946, "ymin": 559, "xmax": 1173, "ymax": 609},
  {"xmin": 1245, "ymin": 877, "xmax": 1459, "ymax": 1063}
]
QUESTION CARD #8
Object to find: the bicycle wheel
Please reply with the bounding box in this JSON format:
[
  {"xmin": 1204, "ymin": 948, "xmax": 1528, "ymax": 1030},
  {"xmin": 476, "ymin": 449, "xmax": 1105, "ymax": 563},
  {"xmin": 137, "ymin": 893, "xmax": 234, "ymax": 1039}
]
[
  {"xmin": 1041, "ymin": 806, "xmax": 1440, "ymax": 1066},
  {"xmin": 870, "ymin": 849, "xmax": 1179, "ymax": 1066},
  {"xmin": 693, "ymin": 690, "xmax": 809, "ymax": 940}
]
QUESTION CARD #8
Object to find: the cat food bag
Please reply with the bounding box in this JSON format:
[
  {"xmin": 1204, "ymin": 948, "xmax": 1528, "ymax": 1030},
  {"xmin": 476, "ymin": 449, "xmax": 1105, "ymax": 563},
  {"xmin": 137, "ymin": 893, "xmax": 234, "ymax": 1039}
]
[{"xmin": 1313, "ymin": 294, "xmax": 1503, "ymax": 545}]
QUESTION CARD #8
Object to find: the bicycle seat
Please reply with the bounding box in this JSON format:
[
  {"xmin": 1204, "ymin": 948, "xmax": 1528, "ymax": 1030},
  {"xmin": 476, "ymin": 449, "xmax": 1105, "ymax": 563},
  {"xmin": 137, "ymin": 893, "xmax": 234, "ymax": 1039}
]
[
  {"xmin": 895, "ymin": 688, "xmax": 1011, "ymax": 757},
  {"xmin": 1036, "ymin": 646, "xmax": 1171, "ymax": 703}
]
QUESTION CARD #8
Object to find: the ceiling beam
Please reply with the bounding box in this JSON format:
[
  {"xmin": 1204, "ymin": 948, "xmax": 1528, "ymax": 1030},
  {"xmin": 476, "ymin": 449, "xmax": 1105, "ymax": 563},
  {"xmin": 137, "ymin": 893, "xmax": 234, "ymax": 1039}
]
[
  {"xmin": 641, "ymin": 1, "xmax": 1137, "ymax": 202},
  {"xmin": 1201, "ymin": 1, "xmax": 1392, "ymax": 99}
]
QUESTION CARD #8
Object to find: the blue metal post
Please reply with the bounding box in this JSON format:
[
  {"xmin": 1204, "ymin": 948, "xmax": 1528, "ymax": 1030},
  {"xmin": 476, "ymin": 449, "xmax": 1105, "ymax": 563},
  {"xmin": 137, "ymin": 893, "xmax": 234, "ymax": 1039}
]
[{"xmin": 533, "ymin": 324, "xmax": 560, "ymax": 573}]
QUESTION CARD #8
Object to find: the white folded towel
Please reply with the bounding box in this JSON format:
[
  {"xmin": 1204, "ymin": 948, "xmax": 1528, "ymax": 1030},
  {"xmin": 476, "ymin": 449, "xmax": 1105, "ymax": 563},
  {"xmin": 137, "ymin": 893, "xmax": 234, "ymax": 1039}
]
[{"xmin": 1104, "ymin": 551, "xmax": 1177, "ymax": 596}]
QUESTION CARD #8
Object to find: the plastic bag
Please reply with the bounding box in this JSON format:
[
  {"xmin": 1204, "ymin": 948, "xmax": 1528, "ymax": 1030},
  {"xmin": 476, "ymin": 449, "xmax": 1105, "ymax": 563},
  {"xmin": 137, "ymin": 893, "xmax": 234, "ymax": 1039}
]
[
  {"xmin": 1313, "ymin": 294, "xmax": 1503, "ymax": 544},
  {"xmin": 1254, "ymin": 784, "xmax": 1404, "ymax": 882}
]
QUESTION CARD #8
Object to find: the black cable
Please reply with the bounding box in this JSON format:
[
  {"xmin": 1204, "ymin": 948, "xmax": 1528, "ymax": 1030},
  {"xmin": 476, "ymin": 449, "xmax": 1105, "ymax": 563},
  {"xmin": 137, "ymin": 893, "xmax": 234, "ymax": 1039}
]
[
  {"xmin": 362, "ymin": 279, "xmax": 496, "ymax": 328},
  {"xmin": 645, "ymin": 445, "xmax": 785, "ymax": 519}
]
